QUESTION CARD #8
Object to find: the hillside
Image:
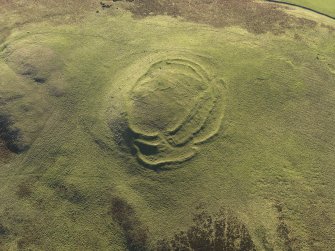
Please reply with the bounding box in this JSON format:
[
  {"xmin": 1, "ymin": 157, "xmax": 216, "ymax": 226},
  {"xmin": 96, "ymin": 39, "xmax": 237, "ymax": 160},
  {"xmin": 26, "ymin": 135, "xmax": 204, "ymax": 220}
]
[{"xmin": 0, "ymin": 0, "xmax": 335, "ymax": 250}]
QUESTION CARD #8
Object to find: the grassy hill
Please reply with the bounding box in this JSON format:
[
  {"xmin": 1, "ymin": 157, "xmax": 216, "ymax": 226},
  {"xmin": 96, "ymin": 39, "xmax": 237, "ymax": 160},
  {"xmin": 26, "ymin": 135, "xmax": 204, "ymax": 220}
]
[{"xmin": 0, "ymin": 0, "xmax": 335, "ymax": 250}]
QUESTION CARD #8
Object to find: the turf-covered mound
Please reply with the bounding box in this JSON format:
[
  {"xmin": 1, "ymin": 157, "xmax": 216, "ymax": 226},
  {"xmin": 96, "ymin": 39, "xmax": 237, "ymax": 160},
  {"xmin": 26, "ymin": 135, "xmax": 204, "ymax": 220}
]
[
  {"xmin": 109, "ymin": 55, "xmax": 225, "ymax": 166},
  {"xmin": 5, "ymin": 44, "xmax": 63, "ymax": 84}
]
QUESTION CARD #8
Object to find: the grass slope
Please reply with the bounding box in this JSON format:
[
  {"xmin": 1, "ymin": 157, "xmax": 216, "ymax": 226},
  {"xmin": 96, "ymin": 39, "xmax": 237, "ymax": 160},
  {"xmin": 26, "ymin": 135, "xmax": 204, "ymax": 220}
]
[
  {"xmin": 271, "ymin": 0, "xmax": 335, "ymax": 18},
  {"xmin": 0, "ymin": 0, "xmax": 335, "ymax": 250}
]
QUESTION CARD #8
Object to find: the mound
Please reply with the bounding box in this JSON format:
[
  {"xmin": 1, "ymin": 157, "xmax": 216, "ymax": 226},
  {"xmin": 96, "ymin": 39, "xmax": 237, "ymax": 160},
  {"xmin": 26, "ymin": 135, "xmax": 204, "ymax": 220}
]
[
  {"xmin": 0, "ymin": 45, "xmax": 61, "ymax": 156},
  {"xmin": 109, "ymin": 55, "xmax": 226, "ymax": 167},
  {"xmin": 5, "ymin": 44, "xmax": 62, "ymax": 84}
]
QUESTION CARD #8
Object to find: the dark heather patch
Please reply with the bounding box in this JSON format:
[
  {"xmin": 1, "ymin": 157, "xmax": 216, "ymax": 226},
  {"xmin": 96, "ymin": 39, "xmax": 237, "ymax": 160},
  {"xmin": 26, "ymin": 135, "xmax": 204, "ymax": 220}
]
[
  {"xmin": 48, "ymin": 87, "xmax": 65, "ymax": 97},
  {"xmin": 275, "ymin": 202, "xmax": 297, "ymax": 251},
  {"xmin": 0, "ymin": 114, "xmax": 29, "ymax": 154},
  {"xmin": 156, "ymin": 207, "xmax": 256, "ymax": 251},
  {"xmin": 108, "ymin": 197, "xmax": 149, "ymax": 251},
  {"xmin": 0, "ymin": 95, "xmax": 24, "ymax": 105},
  {"xmin": 16, "ymin": 182, "xmax": 33, "ymax": 198},
  {"xmin": 0, "ymin": 141, "xmax": 11, "ymax": 160},
  {"xmin": 33, "ymin": 77, "xmax": 46, "ymax": 84},
  {"xmin": 0, "ymin": 223, "xmax": 9, "ymax": 236},
  {"xmin": 48, "ymin": 179, "xmax": 87, "ymax": 204},
  {"xmin": 128, "ymin": 0, "xmax": 317, "ymax": 34}
]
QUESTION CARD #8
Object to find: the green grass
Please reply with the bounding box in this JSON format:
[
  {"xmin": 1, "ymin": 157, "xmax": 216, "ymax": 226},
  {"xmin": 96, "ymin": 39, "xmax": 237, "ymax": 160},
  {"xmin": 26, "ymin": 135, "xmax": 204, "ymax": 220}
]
[
  {"xmin": 272, "ymin": 0, "xmax": 335, "ymax": 17},
  {"xmin": 0, "ymin": 1, "xmax": 335, "ymax": 250}
]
